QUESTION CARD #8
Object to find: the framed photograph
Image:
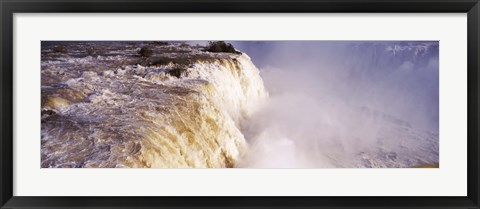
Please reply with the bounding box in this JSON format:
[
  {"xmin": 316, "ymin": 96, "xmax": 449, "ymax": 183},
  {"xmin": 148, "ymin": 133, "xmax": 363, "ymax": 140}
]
[{"xmin": 1, "ymin": 0, "xmax": 479, "ymax": 208}]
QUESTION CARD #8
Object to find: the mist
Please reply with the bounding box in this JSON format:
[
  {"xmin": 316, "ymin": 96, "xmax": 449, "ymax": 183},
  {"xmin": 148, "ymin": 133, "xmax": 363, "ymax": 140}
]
[{"xmin": 231, "ymin": 41, "xmax": 439, "ymax": 168}]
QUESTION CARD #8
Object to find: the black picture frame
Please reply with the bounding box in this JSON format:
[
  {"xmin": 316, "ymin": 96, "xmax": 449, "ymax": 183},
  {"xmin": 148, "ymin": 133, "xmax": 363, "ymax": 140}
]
[{"xmin": 1, "ymin": 0, "xmax": 479, "ymax": 208}]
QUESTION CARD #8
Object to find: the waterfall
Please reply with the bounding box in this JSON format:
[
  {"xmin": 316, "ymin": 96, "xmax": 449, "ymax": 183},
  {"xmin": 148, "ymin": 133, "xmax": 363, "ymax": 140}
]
[
  {"xmin": 41, "ymin": 45, "xmax": 267, "ymax": 168},
  {"xmin": 41, "ymin": 41, "xmax": 439, "ymax": 168}
]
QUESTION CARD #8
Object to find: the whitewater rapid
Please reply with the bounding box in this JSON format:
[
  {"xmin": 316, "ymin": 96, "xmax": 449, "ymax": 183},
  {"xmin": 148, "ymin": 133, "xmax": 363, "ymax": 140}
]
[{"xmin": 41, "ymin": 42, "xmax": 267, "ymax": 168}]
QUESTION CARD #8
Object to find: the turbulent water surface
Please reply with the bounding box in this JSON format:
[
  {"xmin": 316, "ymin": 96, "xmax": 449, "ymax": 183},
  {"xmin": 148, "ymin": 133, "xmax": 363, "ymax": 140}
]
[
  {"xmin": 41, "ymin": 41, "xmax": 439, "ymax": 168},
  {"xmin": 41, "ymin": 42, "xmax": 267, "ymax": 168}
]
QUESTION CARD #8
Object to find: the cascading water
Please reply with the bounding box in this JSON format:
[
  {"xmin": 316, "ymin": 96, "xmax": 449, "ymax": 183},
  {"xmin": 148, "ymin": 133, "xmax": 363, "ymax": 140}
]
[{"xmin": 41, "ymin": 42, "xmax": 267, "ymax": 168}]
